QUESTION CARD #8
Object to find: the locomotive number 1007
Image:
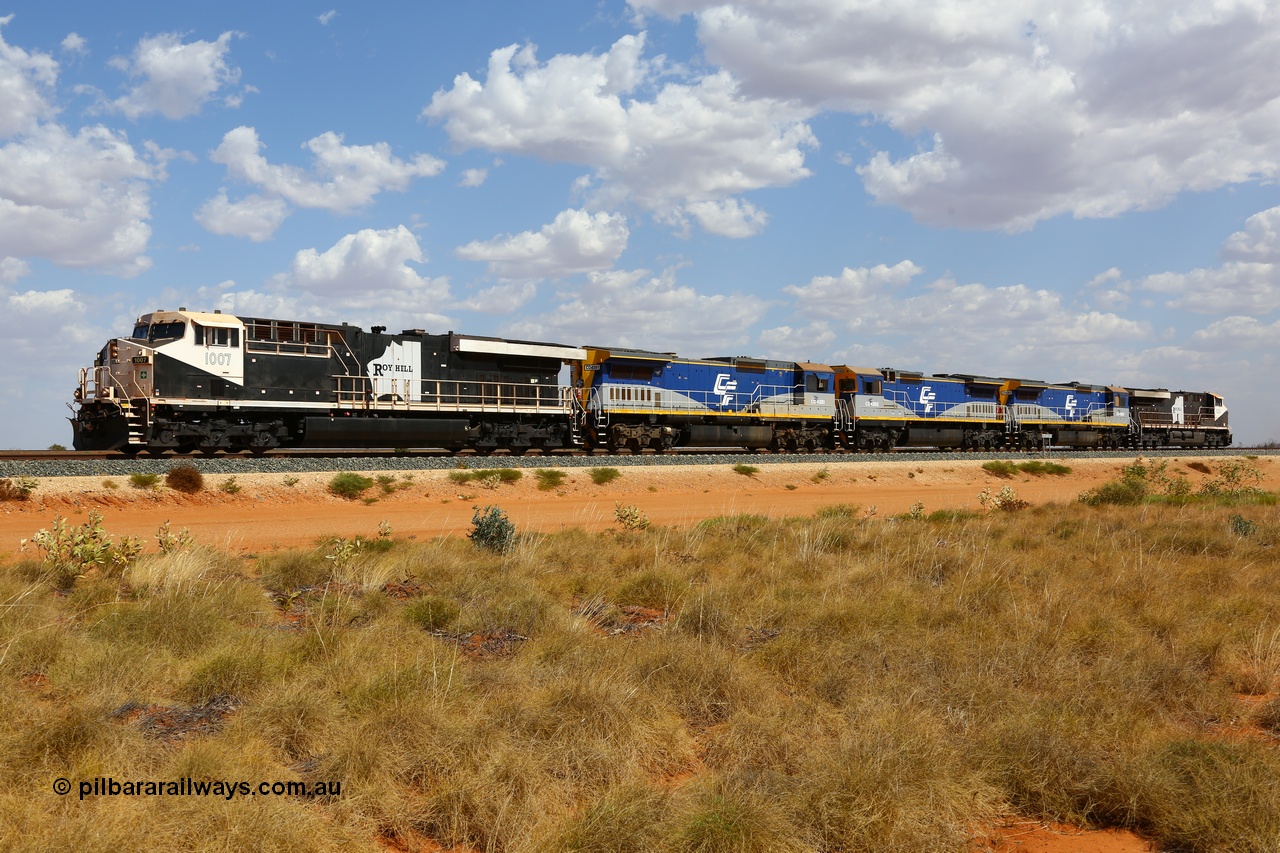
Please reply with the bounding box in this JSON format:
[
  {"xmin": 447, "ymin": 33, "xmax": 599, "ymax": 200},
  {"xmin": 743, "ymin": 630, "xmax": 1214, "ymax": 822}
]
[{"xmin": 204, "ymin": 352, "xmax": 233, "ymax": 367}]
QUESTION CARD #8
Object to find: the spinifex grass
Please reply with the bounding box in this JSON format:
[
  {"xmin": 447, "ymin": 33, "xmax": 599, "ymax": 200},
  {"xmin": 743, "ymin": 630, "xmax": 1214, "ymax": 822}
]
[{"xmin": 2, "ymin": 498, "xmax": 1279, "ymax": 852}]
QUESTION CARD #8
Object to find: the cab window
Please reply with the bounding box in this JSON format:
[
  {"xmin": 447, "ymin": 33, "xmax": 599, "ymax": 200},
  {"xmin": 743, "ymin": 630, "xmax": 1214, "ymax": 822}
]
[
  {"xmin": 194, "ymin": 324, "xmax": 239, "ymax": 347},
  {"xmin": 147, "ymin": 321, "xmax": 185, "ymax": 343}
]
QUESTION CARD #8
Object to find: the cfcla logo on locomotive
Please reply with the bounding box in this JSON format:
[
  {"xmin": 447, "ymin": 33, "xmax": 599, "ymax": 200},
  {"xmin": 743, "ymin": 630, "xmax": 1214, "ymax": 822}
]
[{"xmin": 714, "ymin": 373, "xmax": 738, "ymax": 405}]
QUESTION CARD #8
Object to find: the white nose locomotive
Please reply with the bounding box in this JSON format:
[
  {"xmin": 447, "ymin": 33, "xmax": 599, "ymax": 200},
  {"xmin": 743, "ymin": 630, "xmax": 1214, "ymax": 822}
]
[{"xmin": 71, "ymin": 308, "xmax": 585, "ymax": 454}]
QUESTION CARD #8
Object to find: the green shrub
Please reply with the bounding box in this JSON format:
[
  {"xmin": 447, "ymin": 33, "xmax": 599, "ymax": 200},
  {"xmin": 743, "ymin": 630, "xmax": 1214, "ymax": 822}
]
[
  {"xmin": 449, "ymin": 468, "xmax": 520, "ymax": 488},
  {"xmin": 165, "ymin": 464, "xmax": 204, "ymax": 494},
  {"xmin": 1017, "ymin": 460, "xmax": 1071, "ymax": 476},
  {"xmin": 404, "ymin": 595, "xmax": 461, "ymax": 631},
  {"xmin": 469, "ymin": 505, "xmax": 516, "ymax": 553},
  {"xmin": 589, "ymin": 467, "xmax": 622, "ymax": 485},
  {"xmin": 329, "ymin": 472, "xmax": 374, "ymax": 499},
  {"xmin": 1200, "ymin": 458, "xmax": 1265, "ymax": 497},
  {"xmin": 978, "ymin": 486, "xmax": 1029, "ymax": 512},
  {"xmin": 218, "ymin": 476, "xmax": 241, "ymax": 495},
  {"xmin": 1229, "ymin": 514, "xmax": 1258, "ymax": 537},
  {"xmin": 982, "ymin": 460, "xmax": 1019, "ymax": 478},
  {"xmin": 26, "ymin": 509, "xmax": 142, "ymax": 588},
  {"xmin": 535, "ymin": 469, "xmax": 567, "ymax": 491},
  {"xmin": 615, "ymin": 502, "xmax": 650, "ymax": 531},
  {"xmin": 1079, "ymin": 477, "xmax": 1148, "ymax": 506},
  {"xmin": 0, "ymin": 477, "xmax": 37, "ymax": 501},
  {"xmin": 732, "ymin": 464, "xmax": 759, "ymax": 478},
  {"xmin": 129, "ymin": 472, "xmax": 159, "ymax": 490}
]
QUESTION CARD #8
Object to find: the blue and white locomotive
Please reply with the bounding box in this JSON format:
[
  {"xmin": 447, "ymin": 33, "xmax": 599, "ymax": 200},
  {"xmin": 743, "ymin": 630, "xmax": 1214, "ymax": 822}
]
[{"xmin": 572, "ymin": 347, "xmax": 835, "ymax": 452}]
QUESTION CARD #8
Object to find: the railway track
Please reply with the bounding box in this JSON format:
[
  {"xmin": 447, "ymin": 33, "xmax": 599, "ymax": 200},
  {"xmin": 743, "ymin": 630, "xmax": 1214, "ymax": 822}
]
[{"xmin": 1, "ymin": 446, "xmax": 1274, "ymax": 478}]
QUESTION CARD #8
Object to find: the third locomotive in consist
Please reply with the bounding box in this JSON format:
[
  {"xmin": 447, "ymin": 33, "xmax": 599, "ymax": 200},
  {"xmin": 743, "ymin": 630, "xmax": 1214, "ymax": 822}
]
[{"xmin": 71, "ymin": 308, "xmax": 1232, "ymax": 454}]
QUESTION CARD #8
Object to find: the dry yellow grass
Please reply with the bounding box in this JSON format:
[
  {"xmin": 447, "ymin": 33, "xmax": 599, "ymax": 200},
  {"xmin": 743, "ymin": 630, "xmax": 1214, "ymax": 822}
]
[{"xmin": 2, "ymin": 495, "xmax": 1279, "ymax": 852}]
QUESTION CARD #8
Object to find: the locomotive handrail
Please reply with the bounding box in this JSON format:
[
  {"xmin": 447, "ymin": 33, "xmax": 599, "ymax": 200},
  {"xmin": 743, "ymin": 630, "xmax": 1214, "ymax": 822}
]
[
  {"xmin": 880, "ymin": 388, "xmax": 1005, "ymax": 420},
  {"xmin": 588, "ymin": 381, "xmax": 805, "ymax": 413},
  {"xmin": 1134, "ymin": 407, "xmax": 1216, "ymax": 427},
  {"xmin": 331, "ymin": 376, "xmax": 571, "ymax": 415}
]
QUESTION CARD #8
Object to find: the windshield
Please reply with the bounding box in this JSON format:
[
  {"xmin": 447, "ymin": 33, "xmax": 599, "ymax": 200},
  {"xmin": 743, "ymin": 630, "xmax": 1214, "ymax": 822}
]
[
  {"xmin": 143, "ymin": 321, "xmax": 186, "ymax": 344},
  {"xmin": 131, "ymin": 324, "xmax": 149, "ymax": 340}
]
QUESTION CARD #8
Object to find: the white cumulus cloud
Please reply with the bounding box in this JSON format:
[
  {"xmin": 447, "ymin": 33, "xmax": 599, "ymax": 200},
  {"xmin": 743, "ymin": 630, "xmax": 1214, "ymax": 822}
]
[
  {"xmin": 0, "ymin": 17, "xmax": 59, "ymax": 135},
  {"xmin": 107, "ymin": 31, "xmax": 242, "ymax": 120},
  {"xmin": 194, "ymin": 189, "xmax": 291, "ymax": 242},
  {"xmin": 0, "ymin": 123, "xmax": 158, "ymax": 275},
  {"xmin": 509, "ymin": 266, "xmax": 767, "ymax": 355},
  {"xmin": 425, "ymin": 33, "xmax": 814, "ymax": 236},
  {"xmin": 61, "ymin": 33, "xmax": 87, "ymax": 55},
  {"xmin": 205, "ymin": 226, "xmax": 455, "ymax": 331},
  {"xmin": 631, "ymin": 0, "xmax": 1280, "ymax": 232},
  {"xmin": 1139, "ymin": 262, "xmax": 1280, "ymax": 316},
  {"xmin": 456, "ymin": 208, "xmax": 629, "ymax": 281},
  {"xmin": 1223, "ymin": 205, "xmax": 1280, "ymax": 263},
  {"xmin": 201, "ymin": 127, "xmax": 445, "ymax": 239}
]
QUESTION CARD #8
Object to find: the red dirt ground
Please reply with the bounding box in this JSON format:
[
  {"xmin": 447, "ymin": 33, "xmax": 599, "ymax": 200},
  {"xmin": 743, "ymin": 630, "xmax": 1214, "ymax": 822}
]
[{"xmin": 5, "ymin": 457, "xmax": 1273, "ymax": 556}]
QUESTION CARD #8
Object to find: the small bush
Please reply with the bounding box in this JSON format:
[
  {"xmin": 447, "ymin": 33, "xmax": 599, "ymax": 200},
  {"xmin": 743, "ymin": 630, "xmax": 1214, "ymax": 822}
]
[
  {"xmin": 165, "ymin": 464, "xmax": 204, "ymax": 494},
  {"xmin": 404, "ymin": 595, "xmax": 461, "ymax": 631},
  {"xmin": 25, "ymin": 509, "xmax": 142, "ymax": 588},
  {"xmin": 615, "ymin": 502, "xmax": 651, "ymax": 531},
  {"xmin": 1200, "ymin": 458, "xmax": 1265, "ymax": 497},
  {"xmin": 218, "ymin": 477, "xmax": 241, "ymax": 495},
  {"xmin": 0, "ymin": 477, "xmax": 37, "ymax": 501},
  {"xmin": 47, "ymin": 443, "xmax": 67, "ymax": 451},
  {"xmin": 449, "ymin": 468, "xmax": 519, "ymax": 488},
  {"xmin": 1079, "ymin": 477, "xmax": 1148, "ymax": 506},
  {"xmin": 982, "ymin": 460, "xmax": 1019, "ymax": 478},
  {"xmin": 1017, "ymin": 460, "xmax": 1071, "ymax": 476},
  {"xmin": 376, "ymin": 474, "xmax": 398, "ymax": 495},
  {"xmin": 102, "ymin": 479, "xmax": 119, "ymax": 490},
  {"xmin": 283, "ymin": 476, "xmax": 300, "ymax": 487},
  {"xmin": 590, "ymin": 467, "xmax": 622, "ymax": 485},
  {"xmin": 811, "ymin": 468, "xmax": 830, "ymax": 483},
  {"xmin": 155, "ymin": 520, "xmax": 195, "ymax": 554},
  {"xmin": 129, "ymin": 472, "xmax": 159, "ymax": 490},
  {"xmin": 978, "ymin": 486, "xmax": 1029, "ymax": 512},
  {"xmin": 469, "ymin": 505, "xmax": 516, "ymax": 553},
  {"xmin": 1229, "ymin": 514, "xmax": 1258, "ymax": 537},
  {"xmin": 1187, "ymin": 460, "xmax": 1212, "ymax": 474},
  {"xmin": 732, "ymin": 464, "xmax": 759, "ymax": 478},
  {"xmin": 536, "ymin": 469, "xmax": 567, "ymax": 491},
  {"xmin": 329, "ymin": 472, "xmax": 374, "ymax": 499}
]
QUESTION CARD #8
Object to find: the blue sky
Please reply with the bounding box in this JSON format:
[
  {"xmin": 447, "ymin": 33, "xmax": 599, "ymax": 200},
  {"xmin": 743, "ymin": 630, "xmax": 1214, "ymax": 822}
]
[{"xmin": 1, "ymin": 1, "xmax": 1277, "ymax": 447}]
